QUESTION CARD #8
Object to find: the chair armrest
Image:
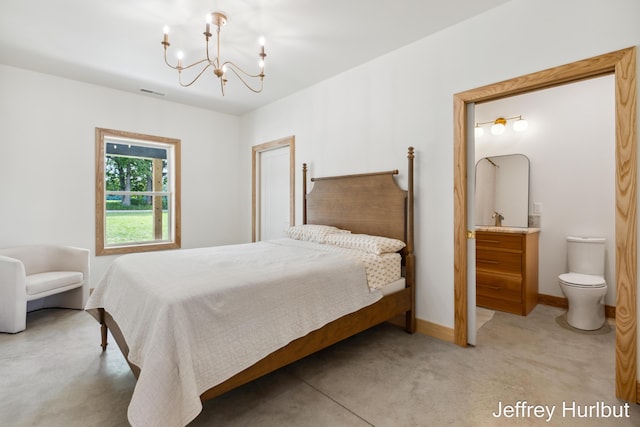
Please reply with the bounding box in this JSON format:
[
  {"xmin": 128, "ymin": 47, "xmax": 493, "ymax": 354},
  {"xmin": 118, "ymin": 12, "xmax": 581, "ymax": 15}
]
[
  {"xmin": 47, "ymin": 246, "xmax": 90, "ymax": 279},
  {"xmin": 44, "ymin": 247, "xmax": 91, "ymax": 293},
  {"xmin": 0, "ymin": 255, "xmax": 27, "ymax": 312}
]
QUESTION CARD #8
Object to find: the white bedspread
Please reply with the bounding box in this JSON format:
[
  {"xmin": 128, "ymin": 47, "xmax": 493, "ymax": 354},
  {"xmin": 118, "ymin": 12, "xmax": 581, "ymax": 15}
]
[{"xmin": 85, "ymin": 239, "xmax": 381, "ymax": 427}]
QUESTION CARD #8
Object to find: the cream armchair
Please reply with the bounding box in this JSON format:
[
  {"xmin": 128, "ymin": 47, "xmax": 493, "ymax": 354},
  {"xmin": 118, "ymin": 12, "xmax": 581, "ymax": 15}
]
[{"xmin": 0, "ymin": 245, "xmax": 89, "ymax": 333}]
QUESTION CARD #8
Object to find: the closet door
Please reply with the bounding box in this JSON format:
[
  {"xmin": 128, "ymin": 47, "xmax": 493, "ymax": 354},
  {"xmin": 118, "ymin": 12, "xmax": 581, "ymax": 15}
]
[
  {"xmin": 252, "ymin": 136, "xmax": 295, "ymax": 242},
  {"xmin": 258, "ymin": 145, "xmax": 291, "ymax": 241}
]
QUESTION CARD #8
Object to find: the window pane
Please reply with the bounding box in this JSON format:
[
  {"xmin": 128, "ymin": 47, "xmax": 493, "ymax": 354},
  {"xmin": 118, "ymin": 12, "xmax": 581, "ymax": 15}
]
[{"xmin": 105, "ymin": 195, "xmax": 171, "ymax": 245}]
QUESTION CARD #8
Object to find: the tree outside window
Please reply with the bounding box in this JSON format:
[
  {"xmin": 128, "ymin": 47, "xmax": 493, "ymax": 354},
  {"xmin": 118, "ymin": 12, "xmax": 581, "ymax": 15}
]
[{"xmin": 95, "ymin": 128, "xmax": 181, "ymax": 255}]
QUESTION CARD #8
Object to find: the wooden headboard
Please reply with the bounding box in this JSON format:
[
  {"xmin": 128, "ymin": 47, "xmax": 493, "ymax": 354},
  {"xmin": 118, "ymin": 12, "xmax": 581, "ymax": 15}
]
[{"xmin": 302, "ymin": 147, "xmax": 415, "ymax": 286}]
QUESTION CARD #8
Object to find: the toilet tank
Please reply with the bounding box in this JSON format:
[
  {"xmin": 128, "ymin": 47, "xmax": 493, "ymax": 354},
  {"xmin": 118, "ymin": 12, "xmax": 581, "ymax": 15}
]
[{"xmin": 567, "ymin": 236, "xmax": 606, "ymax": 276}]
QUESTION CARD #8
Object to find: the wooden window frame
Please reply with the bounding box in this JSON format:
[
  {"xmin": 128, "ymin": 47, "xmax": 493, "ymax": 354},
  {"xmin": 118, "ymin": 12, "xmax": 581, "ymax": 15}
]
[{"xmin": 95, "ymin": 128, "xmax": 181, "ymax": 256}]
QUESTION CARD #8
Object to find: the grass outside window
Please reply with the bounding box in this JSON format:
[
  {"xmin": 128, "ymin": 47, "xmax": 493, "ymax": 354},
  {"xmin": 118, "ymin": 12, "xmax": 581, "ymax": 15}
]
[{"xmin": 105, "ymin": 211, "xmax": 169, "ymax": 244}]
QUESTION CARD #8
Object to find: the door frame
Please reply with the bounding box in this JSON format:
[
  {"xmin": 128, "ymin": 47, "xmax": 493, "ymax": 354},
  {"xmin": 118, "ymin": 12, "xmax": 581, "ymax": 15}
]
[
  {"xmin": 453, "ymin": 47, "xmax": 637, "ymax": 401},
  {"xmin": 252, "ymin": 136, "xmax": 295, "ymax": 242}
]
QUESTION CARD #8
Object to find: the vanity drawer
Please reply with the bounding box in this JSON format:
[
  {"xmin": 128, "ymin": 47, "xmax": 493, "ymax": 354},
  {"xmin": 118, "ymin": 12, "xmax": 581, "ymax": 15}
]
[
  {"xmin": 476, "ymin": 249, "xmax": 522, "ymax": 275},
  {"xmin": 476, "ymin": 271, "xmax": 522, "ymax": 303},
  {"xmin": 476, "ymin": 232, "xmax": 523, "ymax": 251}
]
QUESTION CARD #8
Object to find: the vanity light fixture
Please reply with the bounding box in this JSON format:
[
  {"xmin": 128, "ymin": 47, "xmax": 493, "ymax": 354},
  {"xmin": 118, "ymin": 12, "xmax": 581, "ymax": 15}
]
[
  {"xmin": 162, "ymin": 11, "xmax": 266, "ymax": 96},
  {"xmin": 475, "ymin": 115, "xmax": 528, "ymax": 137}
]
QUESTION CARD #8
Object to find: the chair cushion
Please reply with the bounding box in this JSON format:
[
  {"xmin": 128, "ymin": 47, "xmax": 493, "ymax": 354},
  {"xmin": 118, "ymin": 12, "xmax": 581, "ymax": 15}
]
[{"xmin": 26, "ymin": 271, "xmax": 83, "ymax": 295}]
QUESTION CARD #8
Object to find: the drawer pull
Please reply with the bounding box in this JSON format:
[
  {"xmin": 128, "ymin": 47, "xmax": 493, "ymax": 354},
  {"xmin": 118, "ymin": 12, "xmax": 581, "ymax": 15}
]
[
  {"xmin": 478, "ymin": 259, "xmax": 500, "ymax": 265},
  {"xmin": 479, "ymin": 284, "xmax": 502, "ymax": 291}
]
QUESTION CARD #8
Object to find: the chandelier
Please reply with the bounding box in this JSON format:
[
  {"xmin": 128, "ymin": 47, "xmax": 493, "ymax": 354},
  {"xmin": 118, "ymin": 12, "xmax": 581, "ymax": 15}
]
[{"xmin": 162, "ymin": 11, "xmax": 266, "ymax": 95}]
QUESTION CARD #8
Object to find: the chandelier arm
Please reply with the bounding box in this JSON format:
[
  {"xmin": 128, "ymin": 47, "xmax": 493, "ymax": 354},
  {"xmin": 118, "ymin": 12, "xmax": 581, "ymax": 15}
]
[
  {"xmin": 224, "ymin": 65, "xmax": 264, "ymax": 93},
  {"xmin": 163, "ymin": 49, "xmax": 181, "ymax": 71},
  {"xmin": 180, "ymin": 59, "xmax": 213, "ymax": 71},
  {"xmin": 164, "ymin": 49, "xmax": 212, "ymax": 72},
  {"xmin": 205, "ymin": 36, "xmax": 212, "ymax": 63},
  {"xmin": 178, "ymin": 63, "xmax": 214, "ymax": 87},
  {"xmin": 222, "ymin": 61, "xmax": 265, "ymax": 79}
]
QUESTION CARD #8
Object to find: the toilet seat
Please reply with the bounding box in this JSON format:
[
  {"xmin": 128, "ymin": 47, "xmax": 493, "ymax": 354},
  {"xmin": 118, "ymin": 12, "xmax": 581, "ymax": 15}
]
[{"xmin": 559, "ymin": 272, "xmax": 606, "ymax": 288}]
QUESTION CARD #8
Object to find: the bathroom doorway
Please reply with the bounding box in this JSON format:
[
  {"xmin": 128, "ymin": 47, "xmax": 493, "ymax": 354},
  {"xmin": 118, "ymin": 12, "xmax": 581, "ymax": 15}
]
[
  {"xmin": 473, "ymin": 75, "xmax": 616, "ymax": 321},
  {"xmin": 452, "ymin": 47, "xmax": 637, "ymax": 401}
]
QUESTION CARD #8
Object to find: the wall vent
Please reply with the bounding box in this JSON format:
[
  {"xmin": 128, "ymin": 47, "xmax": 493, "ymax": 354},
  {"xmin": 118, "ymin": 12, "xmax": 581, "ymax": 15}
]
[{"xmin": 139, "ymin": 88, "xmax": 165, "ymax": 96}]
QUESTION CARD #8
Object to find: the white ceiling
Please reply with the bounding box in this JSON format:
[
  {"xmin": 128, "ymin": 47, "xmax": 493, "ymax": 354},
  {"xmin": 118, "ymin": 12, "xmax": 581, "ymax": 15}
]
[{"xmin": 0, "ymin": 0, "xmax": 510, "ymax": 115}]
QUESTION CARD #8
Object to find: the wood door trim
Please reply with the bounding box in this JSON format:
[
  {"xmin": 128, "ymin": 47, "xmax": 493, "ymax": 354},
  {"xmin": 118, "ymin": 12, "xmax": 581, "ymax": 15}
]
[
  {"xmin": 453, "ymin": 47, "xmax": 637, "ymax": 401},
  {"xmin": 252, "ymin": 136, "xmax": 295, "ymax": 242}
]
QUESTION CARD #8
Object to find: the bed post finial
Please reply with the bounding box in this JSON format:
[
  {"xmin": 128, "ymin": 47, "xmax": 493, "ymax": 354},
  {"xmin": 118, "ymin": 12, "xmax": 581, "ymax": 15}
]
[{"xmin": 302, "ymin": 163, "xmax": 308, "ymax": 225}]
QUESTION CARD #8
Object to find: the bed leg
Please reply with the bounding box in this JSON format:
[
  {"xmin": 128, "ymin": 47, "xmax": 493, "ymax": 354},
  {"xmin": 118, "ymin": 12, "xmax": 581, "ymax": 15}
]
[
  {"xmin": 404, "ymin": 252, "xmax": 416, "ymax": 334},
  {"xmin": 98, "ymin": 308, "xmax": 108, "ymax": 351},
  {"xmin": 405, "ymin": 311, "xmax": 416, "ymax": 333}
]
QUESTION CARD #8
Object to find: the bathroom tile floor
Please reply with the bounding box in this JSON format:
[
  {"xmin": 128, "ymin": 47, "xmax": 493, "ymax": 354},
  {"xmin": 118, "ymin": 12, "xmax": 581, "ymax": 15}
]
[{"xmin": 0, "ymin": 304, "xmax": 637, "ymax": 426}]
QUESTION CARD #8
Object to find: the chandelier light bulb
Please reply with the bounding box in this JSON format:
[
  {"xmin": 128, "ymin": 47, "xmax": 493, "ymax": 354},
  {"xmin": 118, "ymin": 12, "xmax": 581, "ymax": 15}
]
[
  {"xmin": 162, "ymin": 26, "xmax": 170, "ymax": 46},
  {"xmin": 259, "ymin": 36, "xmax": 266, "ymax": 46},
  {"xmin": 474, "ymin": 126, "xmax": 484, "ymax": 138},
  {"xmin": 176, "ymin": 50, "xmax": 184, "ymax": 68}
]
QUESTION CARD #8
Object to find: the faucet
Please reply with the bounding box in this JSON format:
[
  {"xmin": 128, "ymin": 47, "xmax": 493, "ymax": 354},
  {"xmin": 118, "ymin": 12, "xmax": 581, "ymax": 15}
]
[{"xmin": 492, "ymin": 211, "xmax": 504, "ymax": 227}]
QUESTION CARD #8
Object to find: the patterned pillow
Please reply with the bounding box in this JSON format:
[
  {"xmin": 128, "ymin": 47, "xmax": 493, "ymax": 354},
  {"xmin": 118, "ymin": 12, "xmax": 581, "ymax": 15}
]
[
  {"xmin": 324, "ymin": 233, "xmax": 406, "ymax": 254},
  {"xmin": 286, "ymin": 224, "xmax": 350, "ymax": 243}
]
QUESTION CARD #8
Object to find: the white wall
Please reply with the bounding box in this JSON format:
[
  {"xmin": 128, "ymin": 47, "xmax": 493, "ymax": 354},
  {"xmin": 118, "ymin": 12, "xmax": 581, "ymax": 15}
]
[
  {"xmin": 0, "ymin": 64, "xmax": 244, "ymax": 285},
  {"xmin": 239, "ymin": 0, "xmax": 640, "ymax": 329},
  {"xmin": 475, "ymin": 76, "xmax": 616, "ymax": 306}
]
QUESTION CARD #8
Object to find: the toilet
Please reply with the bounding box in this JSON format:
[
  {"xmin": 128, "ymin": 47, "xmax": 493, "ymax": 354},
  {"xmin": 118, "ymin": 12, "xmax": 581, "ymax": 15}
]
[{"xmin": 558, "ymin": 236, "xmax": 607, "ymax": 330}]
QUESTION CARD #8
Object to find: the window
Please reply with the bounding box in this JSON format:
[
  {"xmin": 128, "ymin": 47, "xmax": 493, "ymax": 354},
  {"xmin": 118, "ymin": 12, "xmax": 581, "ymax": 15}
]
[{"xmin": 95, "ymin": 128, "xmax": 181, "ymax": 255}]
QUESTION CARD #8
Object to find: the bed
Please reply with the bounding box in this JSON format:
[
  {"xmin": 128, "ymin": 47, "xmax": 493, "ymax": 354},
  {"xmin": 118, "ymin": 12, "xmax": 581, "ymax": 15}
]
[{"xmin": 86, "ymin": 146, "xmax": 416, "ymax": 426}]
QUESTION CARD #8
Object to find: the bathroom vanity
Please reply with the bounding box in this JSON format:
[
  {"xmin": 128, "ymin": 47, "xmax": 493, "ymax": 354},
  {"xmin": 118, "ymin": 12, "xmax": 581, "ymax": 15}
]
[{"xmin": 476, "ymin": 227, "xmax": 540, "ymax": 316}]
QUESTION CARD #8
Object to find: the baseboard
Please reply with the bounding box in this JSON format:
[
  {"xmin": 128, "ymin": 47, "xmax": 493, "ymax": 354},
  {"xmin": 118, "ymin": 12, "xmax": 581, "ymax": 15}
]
[
  {"xmin": 537, "ymin": 293, "xmax": 568, "ymax": 309},
  {"xmin": 538, "ymin": 293, "xmax": 616, "ymax": 318},
  {"xmin": 416, "ymin": 318, "xmax": 454, "ymax": 343},
  {"xmin": 388, "ymin": 316, "xmax": 455, "ymax": 343},
  {"xmin": 413, "ymin": 294, "xmax": 616, "ymax": 345}
]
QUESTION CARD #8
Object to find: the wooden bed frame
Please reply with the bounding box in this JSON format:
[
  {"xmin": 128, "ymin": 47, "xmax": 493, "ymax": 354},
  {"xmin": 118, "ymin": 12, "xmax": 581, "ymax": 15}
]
[{"xmin": 97, "ymin": 146, "xmax": 416, "ymax": 403}]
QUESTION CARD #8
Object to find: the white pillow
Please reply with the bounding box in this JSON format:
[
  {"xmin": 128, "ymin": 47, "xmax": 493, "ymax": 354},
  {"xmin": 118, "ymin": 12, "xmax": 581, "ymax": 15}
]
[
  {"xmin": 286, "ymin": 224, "xmax": 350, "ymax": 243},
  {"xmin": 324, "ymin": 233, "xmax": 406, "ymax": 254}
]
